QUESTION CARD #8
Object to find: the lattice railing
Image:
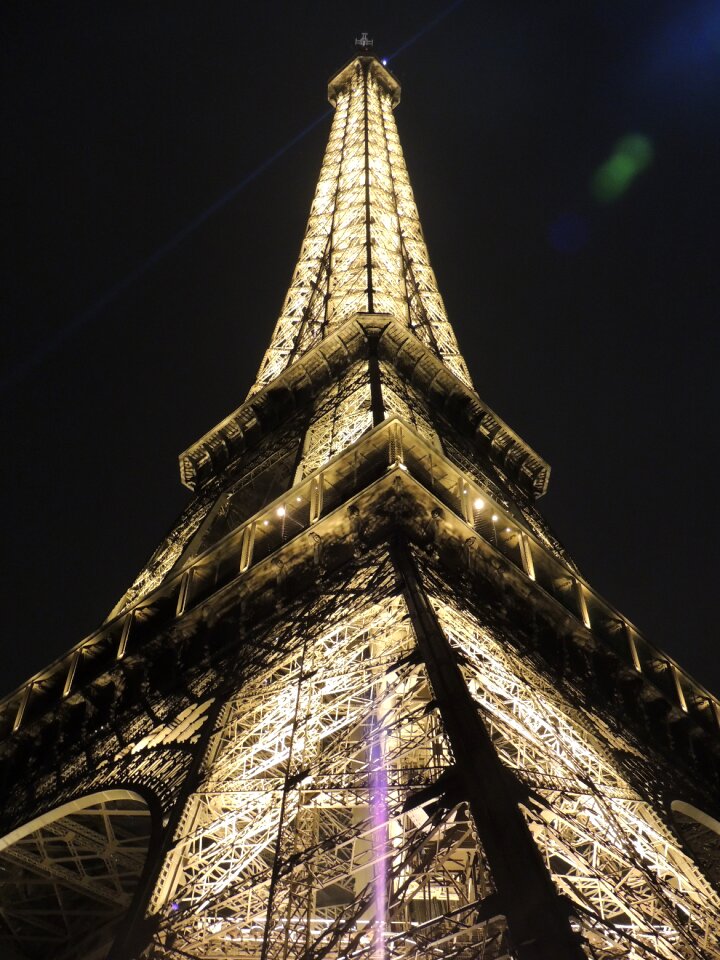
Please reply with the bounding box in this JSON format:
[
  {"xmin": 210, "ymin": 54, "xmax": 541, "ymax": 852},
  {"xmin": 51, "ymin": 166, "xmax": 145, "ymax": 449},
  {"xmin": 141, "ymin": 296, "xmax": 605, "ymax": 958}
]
[{"xmin": 2, "ymin": 417, "xmax": 718, "ymax": 744}]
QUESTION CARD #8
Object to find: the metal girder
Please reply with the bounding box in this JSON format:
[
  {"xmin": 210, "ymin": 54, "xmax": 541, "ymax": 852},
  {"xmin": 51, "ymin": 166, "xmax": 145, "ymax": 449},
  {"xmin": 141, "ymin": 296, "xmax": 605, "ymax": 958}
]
[
  {"xmin": 0, "ymin": 845, "xmax": 125, "ymax": 907},
  {"xmin": 42, "ymin": 813, "xmax": 148, "ymax": 871},
  {"xmin": 128, "ymin": 548, "xmax": 720, "ymax": 959},
  {"xmin": 391, "ymin": 537, "xmax": 586, "ymax": 960},
  {"xmin": 142, "ymin": 558, "xmax": 508, "ymax": 958},
  {"xmin": 252, "ymin": 57, "xmax": 472, "ymax": 394},
  {"xmin": 0, "ymin": 797, "xmax": 152, "ymax": 960}
]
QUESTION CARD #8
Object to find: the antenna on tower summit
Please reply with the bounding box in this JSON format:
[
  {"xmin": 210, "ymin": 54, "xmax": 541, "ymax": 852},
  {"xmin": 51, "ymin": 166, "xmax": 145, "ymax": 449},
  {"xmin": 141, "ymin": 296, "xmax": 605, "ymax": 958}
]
[{"xmin": 354, "ymin": 32, "xmax": 374, "ymax": 51}]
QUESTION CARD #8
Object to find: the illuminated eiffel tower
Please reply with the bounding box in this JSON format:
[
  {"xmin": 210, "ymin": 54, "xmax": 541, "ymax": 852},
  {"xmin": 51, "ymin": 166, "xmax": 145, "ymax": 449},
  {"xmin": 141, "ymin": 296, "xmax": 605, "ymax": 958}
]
[{"xmin": 1, "ymin": 52, "xmax": 720, "ymax": 960}]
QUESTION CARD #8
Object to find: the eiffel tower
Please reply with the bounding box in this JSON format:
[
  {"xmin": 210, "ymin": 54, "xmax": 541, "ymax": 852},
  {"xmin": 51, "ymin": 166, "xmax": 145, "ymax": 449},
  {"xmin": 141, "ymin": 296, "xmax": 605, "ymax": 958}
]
[{"xmin": 1, "ymin": 51, "xmax": 719, "ymax": 960}]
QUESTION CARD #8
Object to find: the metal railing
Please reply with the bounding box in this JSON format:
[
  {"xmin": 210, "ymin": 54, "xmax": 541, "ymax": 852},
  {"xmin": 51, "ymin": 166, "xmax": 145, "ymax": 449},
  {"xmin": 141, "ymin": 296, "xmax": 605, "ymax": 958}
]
[{"xmin": 2, "ymin": 417, "xmax": 718, "ymax": 741}]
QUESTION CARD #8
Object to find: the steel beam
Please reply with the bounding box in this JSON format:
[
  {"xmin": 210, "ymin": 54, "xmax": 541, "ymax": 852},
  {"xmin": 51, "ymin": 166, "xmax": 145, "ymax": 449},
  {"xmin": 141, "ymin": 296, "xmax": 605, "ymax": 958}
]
[{"xmin": 391, "ymin": 538, "xmax": 586, "ymax": 960}]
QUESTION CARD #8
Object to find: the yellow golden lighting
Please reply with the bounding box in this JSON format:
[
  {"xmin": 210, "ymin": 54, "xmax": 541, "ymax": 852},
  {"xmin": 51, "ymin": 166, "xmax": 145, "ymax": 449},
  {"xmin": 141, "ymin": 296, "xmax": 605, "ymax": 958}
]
[
  {"xmin": 251, "ymin": 57, "xmax": 472, "ymax": 395},
  {"xmin": 86, "ymin": 53, "xmax": 720, "ymax": 960}
]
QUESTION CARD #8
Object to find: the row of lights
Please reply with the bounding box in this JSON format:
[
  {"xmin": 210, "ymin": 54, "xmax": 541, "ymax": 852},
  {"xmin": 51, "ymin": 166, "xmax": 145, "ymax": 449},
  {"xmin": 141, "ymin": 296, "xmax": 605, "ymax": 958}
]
[
  {"xmin": 262, "ymin": 496, "xmax": 304, "ymax": 527},
  {"xmin": 469, "ymin": 492, "xmax": 512, "ymax": 533},
  {"xmin": 258, "ymin": 483, "xmax": 513, "ymax": 536}
]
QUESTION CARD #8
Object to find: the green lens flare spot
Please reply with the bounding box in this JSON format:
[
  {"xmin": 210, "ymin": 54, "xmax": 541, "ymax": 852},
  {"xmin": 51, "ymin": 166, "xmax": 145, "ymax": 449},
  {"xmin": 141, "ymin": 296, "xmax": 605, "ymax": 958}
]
[
  {"xmin": 591, "ymin": 133, "xmax": 654, "ymax": 202},
  {"xmin": 617, "ymin": 134, "xmax": 654, "ymax": 170}
]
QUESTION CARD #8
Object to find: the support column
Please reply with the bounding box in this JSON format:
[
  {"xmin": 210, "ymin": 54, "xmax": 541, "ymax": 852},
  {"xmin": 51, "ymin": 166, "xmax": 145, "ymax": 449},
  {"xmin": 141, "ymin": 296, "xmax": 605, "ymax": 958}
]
[
  {"xmin": 573, "ymin": 579, "xmax": 591, "ymax": 629},
  {"xmin": 309, "ymin": 475, "xmax": 324, "ymax": 523},
  {"xmin": 519, "ymin": 532, "xmax": 536, "ymax": 581},
  {"xmin": 367, "ymin": 332, "xmax": 385, "ymax": 427},
  {"xmin": 623, "ymin": 621, "xmax": 643, "ymax": 673},
  {"xmin": 456, "ymin": 478, "xmax": 474, "ymax": 525},
  {"xmin": 239, "ymin": 522, "xmax": 256, "ymax": 573},
  {"xmin": 175, "ymin": 569, "xmax": 193, "ymax": 617},
  {"xmin": 107, "ymin": 696, "xmax": 225, "ymax": 960},
  {"xmin": 390, "ymin": 538, "xmax": 585, "ymax": 960}
]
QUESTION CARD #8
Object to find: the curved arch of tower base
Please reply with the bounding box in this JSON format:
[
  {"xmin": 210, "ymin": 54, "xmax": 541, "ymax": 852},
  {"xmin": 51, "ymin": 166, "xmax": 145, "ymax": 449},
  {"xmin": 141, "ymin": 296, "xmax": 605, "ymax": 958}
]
[{"xmin": 0, "ymin": 792, "xmax": 152, "ymax": 960}]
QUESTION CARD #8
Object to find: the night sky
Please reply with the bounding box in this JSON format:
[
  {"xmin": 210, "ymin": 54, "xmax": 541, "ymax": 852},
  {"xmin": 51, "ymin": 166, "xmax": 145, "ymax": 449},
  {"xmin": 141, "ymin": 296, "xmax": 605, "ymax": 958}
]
[{"xmin": 3, "ymin": 2, "xmax": 719, "ymax": 699}]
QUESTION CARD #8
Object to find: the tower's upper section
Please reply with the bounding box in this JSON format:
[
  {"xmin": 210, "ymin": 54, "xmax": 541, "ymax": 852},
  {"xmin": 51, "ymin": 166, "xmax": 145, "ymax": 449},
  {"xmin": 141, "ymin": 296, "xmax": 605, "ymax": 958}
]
[{"xmin": 251, "ymin": 56, "xmax": 472, "ymax": 394}]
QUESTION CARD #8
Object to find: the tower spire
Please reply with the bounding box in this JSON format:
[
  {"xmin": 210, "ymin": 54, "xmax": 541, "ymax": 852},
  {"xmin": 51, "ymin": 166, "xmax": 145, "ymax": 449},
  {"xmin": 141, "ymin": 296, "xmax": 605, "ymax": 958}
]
[{"xmin": 251, "ymin": 54, "xmax": 472, "ymax": 394}]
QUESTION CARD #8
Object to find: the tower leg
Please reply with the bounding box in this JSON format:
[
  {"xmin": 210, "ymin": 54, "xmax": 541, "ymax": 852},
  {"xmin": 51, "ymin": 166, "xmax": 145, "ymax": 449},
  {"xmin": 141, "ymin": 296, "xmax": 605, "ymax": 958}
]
[
  {"xmin": 107, "ymin": 697, "xmax": 224, "ymax": 960},
  {"xmin": 391, "ymin": 538, "xmax": 585, "ymax": 960}
]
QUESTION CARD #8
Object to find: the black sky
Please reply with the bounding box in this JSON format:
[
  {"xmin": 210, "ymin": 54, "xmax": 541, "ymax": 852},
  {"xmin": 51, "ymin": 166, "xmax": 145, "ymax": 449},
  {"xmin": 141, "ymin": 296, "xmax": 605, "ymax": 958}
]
[{"xmin": 3, "ymin": 2, "xmax": 719, "ymax": 698}]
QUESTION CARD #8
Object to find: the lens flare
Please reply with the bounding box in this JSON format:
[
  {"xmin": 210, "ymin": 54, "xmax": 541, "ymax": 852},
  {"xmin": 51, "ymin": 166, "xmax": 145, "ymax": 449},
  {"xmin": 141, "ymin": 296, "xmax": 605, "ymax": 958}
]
[
  {"xmin": 369, "ymin": 717, "xmax": 389, "ymax": 958},
  {"xmin": 592, "ymin": 133, "xmax": 654, "ymax": 203}
]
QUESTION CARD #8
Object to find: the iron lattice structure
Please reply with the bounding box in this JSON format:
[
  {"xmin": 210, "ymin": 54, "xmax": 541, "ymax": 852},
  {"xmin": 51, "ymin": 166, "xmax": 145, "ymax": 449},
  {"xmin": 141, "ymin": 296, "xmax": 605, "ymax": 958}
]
[
  {"xmin": 1, "ymin": 55, "xmax": 719, "ymax": 960},
  {"xmin": 252, "ymin": 57, "xmax": 471, "ymax": 393}
]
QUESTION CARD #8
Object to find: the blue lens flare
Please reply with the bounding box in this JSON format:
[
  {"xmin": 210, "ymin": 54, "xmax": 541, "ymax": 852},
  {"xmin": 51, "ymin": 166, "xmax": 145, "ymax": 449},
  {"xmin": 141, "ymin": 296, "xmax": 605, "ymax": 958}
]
[{"xmin": 548, "ymin": 213, "xmax": 590, "ymax": 254}]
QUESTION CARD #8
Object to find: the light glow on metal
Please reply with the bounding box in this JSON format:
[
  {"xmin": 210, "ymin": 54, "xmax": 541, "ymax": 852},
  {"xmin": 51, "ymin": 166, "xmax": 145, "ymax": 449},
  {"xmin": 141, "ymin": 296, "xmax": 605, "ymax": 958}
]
[
  {"xmin": 252, "ymin": 59, "xmax": 472, "ymax": 394},
  {"xmin": 144, "ymin": 576, "xmax": 720, "ymax": 958},
  {"xmin": 2, "ymin": 50, "xmax": 717, "ymax": 960}
]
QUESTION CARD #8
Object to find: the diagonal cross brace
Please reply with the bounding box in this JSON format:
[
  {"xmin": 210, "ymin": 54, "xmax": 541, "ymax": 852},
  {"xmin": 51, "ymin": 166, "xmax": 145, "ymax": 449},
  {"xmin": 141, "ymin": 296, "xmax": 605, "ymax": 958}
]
[{"xmin": 390, "ymin": 538, "xmax": 586, "ymax": 960}]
